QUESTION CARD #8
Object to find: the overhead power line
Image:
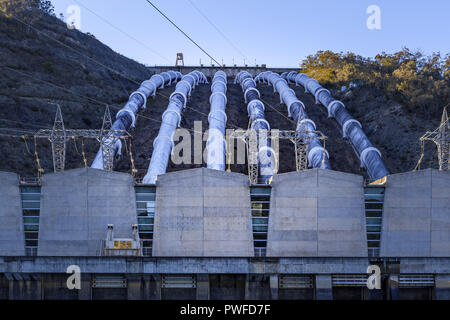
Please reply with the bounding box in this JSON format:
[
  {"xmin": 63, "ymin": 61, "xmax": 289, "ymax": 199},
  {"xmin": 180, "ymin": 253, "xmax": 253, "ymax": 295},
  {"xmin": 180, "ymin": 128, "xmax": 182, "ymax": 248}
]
[
  {"xmin": 72, "ymin": 0, "xmax": 171, "ymax": 64},
  {"xmin": 1, "ymin": 7, "xmax": 289, "ymax": 138},
  {"xmin": 186, "ymin": 0, "xmax": 247, "ymax": 61},
  {"xmin": 1, "ymin": 6, "xmax": 261, "ymax": 132},
  {"xmin": 143, "ymin": 0, "xmax": 222, "ymax": 66},
  {"xmin": 0, "ymin": 118, "xmax": 52, "ymax": 129},
  {"xmin": 1, "ymin": 66, "xmax": 224, "ymax": 138},
  {"xmin": 0, "ymin": 8, "xmax": 142, "ymax": 87}
]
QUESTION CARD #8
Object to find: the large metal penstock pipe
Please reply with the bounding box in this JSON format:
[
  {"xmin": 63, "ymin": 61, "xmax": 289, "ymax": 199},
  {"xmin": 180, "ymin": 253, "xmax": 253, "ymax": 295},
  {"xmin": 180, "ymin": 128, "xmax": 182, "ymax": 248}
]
[
  {"xmin": 143, "ymin": 70, "xmax": 207, "ymax": 184},
  {"xmin": 206, "ymin": 71, "xmax": 228, "ymax": 171},
  {"xmin": 256, "ymin": 71, "xmax": 331, "ymax": 169},
  {"xmin": 91, "ymin": 71, "xmax": 182, "ymax": 169},
  {"xmin": 235, "ymin": 71, "xmax": 275, "ymax": 183},
  {"xmin": 284, "ymin": 72, "xmax": 389, "ymax": 180}
]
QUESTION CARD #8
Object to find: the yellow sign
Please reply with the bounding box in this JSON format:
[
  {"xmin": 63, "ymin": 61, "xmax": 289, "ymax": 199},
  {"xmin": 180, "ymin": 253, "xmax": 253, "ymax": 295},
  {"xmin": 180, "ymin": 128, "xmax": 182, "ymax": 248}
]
[{"xmin": 369, "ymin": 176, "xmax": 387, "ymax": 186}]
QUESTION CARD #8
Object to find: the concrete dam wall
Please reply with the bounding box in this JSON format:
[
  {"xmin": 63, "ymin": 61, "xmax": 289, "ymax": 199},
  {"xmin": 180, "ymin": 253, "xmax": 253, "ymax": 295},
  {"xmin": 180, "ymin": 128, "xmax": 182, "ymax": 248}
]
[{"xmin": 0, "ymin": 168, "xmax": 449, "ymax": 300}]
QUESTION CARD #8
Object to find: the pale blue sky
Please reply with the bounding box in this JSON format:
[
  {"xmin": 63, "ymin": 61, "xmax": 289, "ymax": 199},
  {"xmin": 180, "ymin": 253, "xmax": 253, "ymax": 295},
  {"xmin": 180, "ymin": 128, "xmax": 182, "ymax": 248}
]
[{"xmin": 51, "ymin": 0, "xmax": 450, "ymax": 67}]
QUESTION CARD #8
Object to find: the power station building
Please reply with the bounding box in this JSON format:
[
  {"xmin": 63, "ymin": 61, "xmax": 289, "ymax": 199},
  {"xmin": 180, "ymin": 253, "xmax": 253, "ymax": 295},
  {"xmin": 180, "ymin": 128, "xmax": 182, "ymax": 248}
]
[{"xmin": 0, "ymin": 69, "xmax": 449, "ymax": 300}]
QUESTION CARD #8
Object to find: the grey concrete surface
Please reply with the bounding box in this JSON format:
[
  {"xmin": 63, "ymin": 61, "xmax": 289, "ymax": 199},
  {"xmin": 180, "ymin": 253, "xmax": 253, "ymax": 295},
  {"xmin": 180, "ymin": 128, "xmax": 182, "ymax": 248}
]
[
  {"xmin": 0, "ymin": 172, "xmax": 25, "ymax": 256},
  {"xmin": 153, "ymin": 168, "xmax": 253, "ymax": 257},
  {"xmin": 1, "ymin": 256, "xmax": 448, "ymax": 274},
  {"xmin": 380, "ymin": 169, "xmax": 450, "ymax": 257},
  {"xmin": 38, "ymin": 168, "xmax": 138, "ymax": 256},
  {"xmin": 1, "ymin": 256, "xmax": 447, "ymax": 300},
  {"xmin": 267, "ymin": 169, "xmax": 367, "ymax": 257}
]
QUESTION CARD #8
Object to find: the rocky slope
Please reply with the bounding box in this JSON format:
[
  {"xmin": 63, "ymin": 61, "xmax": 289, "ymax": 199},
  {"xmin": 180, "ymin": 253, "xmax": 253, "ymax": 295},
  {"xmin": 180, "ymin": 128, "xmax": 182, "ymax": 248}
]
[{"xmin": 0, "ymin": 11, "xmax": 442, "ymax": 179}]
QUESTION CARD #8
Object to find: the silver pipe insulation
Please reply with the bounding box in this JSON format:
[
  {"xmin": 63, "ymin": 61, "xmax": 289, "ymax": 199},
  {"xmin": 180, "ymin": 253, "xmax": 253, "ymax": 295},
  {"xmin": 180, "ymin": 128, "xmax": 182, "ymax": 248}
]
[
  {"xmin": 91, "ymin": 71, "xmax": 182, "ymax": 169},
  {"xmin": 255, "ymin": 71, "xmax": 331, "ymax": 170},
  {"xmin": 283, "ymin": 71, "xmax": 389, "ymax": 180},
  {"xmin": 235, "ymin": 71, "xmax": 275, "ymax": 183},
  {"xmin": 206, "ymin": 71, "xmax": 228, "ymax": 171},
  {"xmin": 143, "ymin": 70, "xmax": 207, "ymax": 184}
]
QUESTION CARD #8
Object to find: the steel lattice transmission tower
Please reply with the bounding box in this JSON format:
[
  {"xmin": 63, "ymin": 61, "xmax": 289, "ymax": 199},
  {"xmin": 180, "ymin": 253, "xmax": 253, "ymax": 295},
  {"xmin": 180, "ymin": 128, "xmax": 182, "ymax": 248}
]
[
  {"xmin": 415, "ymin": 106, "xmax": 449, "ymax": 171},
  {"xmin": 35, "ymin": 105, "xmax": 130, "ymax": 173},
  {"xmin": 99, "ymin": 105, "xmax": 122, "ymax": 171},
  {"xmin": 48, "ymin": 104, "xmax": 68, "ymax": 172},
  {"xmin": 228, "ymin": 129, "xmax": 328, "ymax": 184}
]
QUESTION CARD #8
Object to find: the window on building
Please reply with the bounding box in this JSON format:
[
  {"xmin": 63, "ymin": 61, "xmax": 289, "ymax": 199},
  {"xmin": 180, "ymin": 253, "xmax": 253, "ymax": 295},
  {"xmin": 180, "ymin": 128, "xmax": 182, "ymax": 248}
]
[
  {"xmin": 364, "ymin": 187, "xmax": 385, "ymax": 257},
  {"xmin": 20, "ymin": 186, "xmax": 41, "ymax": 256},
  {"xmin": 250, "ymin": 187, "xmax": 271, "ymax": 257},
  {"xmin": 135, "ymin": 186, "xmax": 156, "ymax": 256}
]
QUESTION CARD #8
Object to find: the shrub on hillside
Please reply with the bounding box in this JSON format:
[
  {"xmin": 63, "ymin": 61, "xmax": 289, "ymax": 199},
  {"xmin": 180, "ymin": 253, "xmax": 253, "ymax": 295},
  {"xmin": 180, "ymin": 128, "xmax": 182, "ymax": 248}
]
[{"xmin": 301, "ymin": 48, "xmax": 450, "ymax": 117}]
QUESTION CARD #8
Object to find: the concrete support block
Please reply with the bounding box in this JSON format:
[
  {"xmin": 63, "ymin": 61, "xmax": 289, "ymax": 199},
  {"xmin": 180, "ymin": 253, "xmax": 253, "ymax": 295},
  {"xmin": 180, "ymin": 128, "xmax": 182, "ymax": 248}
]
[
  {"xmin": 381, "ymin": 169, "xmax": 450, "ymax": 257},
  {"xmin": 268, "ymin": 169, "xmax": 366, "ymax": 257},
  {"xmin": 0, "ymin": 172, "xmax": 25, "ymax": 256},
  {"xmin": 196, "ymin": 274, "xmax": 210, "ymax": 300},
  {"xmin": 38, "ymin": 169, "xmax": 138, "ymax": 256},
  {"xmin": 153, "ymin": 168, "xmax": 253, "ymax": 257},
  {"xmin": 315, "ymin": 275, "xmax": 332, "ymax": 300},
  {"xmin": 435, "ymin": 275, "xmax": 450, "ymax": 300},
  {"xmin": 269, "ymin": 275, "xmax": 278, "ymax": 300}
]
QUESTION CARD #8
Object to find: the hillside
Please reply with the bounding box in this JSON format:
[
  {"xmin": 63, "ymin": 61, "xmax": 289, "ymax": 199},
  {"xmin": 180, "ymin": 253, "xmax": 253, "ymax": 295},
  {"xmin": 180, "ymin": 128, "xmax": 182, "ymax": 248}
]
[{"xmin": 0, "ymin": 8, "xmax": 447, "ymax": 179}]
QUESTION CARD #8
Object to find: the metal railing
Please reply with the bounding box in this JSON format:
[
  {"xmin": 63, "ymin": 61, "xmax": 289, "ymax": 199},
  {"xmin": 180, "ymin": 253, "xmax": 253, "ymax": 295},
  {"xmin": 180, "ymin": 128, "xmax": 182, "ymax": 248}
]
[
  {"xmin": 19, "ymin": 177, "xmax": 41, "ymax": 185},
  {"xmin": 142, "ymin": 247, "xmax": 152, "ymax": 257},
  {"xmin": 332, "ymin": 275, "xmax": 368, "ymax": 286},
  {"xmin": 399, "ymin": 275, "xmax": 435, "ymax": 287},
  {"xmin": 99, "ymin": 239, "xmax": 143, "ymax": 257},
  {"xmin": 25, "ymin": 247, "xmax": 37, "ymax": 257},
  {"xmin": 254, "ymin": 248, "xmax": 266, "ymax": 257},
  {"xmin": 279, "ymin": 275, "xmax": 313, "ymax": 289},
  {"xmin": 368, "ymin": 248, "xmax": 380, "ymax": 258}
]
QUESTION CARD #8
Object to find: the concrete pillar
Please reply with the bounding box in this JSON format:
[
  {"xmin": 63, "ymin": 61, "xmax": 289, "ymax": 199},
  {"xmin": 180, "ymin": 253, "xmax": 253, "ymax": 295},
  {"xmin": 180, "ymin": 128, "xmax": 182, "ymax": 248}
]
[
  {"xmin": 78, "ymin": 274, "xmax": 91, "ymax": 300},
  {"xmin": 142, "ymin": 276, "xmax": 151, "ymax": 300},
  {"xmin": 388, "ymin": 275, "xmax": 400, "ymax": 300},
  {"xmin": 17, "ymin": 280, "xmax": 25, "ymax": 300},
  {"xmin": 127, "ymin": 275, "xmax": 143, "ymax": 300},
  {"xmin": 196, "ymin": 274, "xmax": 210, "ymax": 300},
  {"xmin": 35, "ymin": 278, "xmax": 43, "ymax": 300},
  {"xmin": 269, "ymin": 275, "xmax": 278, "ymax": 300},
  {"xmin": 25, "ymin": 278, "xmax": 41, "ymax": 300},
  {"xmin": 8, "ymin": 280, "xmax": 14, "ymax": 300},
  {"xmin": 149, "ymin": 275, "xmax": 162, "ymax": 300},
  {"xmin": 8, "ymin": 278, "xmax": 36, "ymax": 300},
  {"xmin": 315, "ymin": 275, "xmax": 333, "ymax": 300},
  {"xmin": 435, "ymin": 275, "xmax": 450, "ymax": 300},
  {"xmin": 245, "ymin": 275, "xmax": 270, "ymax": 300},
  {"xmin": 245, "ymin": 275, "xmax": 250, "ymax": 300}
]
